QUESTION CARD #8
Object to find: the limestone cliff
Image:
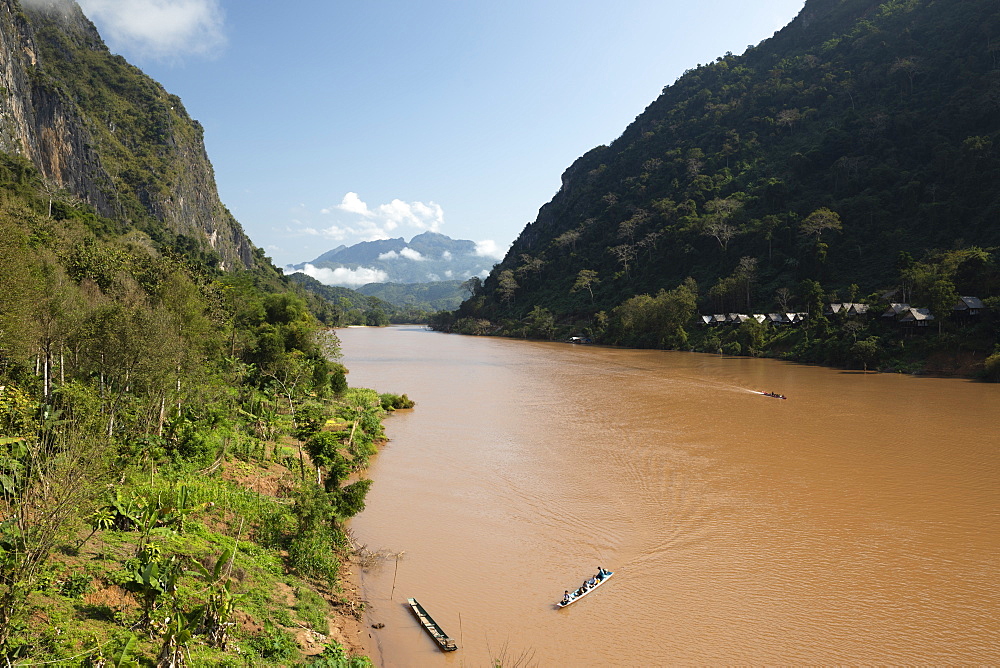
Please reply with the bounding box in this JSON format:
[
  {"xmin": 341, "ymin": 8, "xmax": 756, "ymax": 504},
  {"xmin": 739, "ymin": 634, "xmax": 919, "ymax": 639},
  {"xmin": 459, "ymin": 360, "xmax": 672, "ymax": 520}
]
[{"xmin": 0, "ymin": 0, "xmax": 256, "ymax": 270}]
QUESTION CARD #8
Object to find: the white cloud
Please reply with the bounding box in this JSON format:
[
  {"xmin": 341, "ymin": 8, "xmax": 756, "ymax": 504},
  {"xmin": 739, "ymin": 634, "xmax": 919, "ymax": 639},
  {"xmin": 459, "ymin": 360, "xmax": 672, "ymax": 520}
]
[
  {"xmin": 77, "ymin": 0, "xmax": 226, "ymax": 60},
  {"xmin": 377, "ymin": 247, "xmax": 424, "ymax": 261},
  {"xmin": 305, "ymin": 221, "xmax": 390, "ymax": 243},
  {"xmin": 290, "ymin": 263, "xmax": 388, "ymax": 287},
  {"xmin": 441, "ymin": 250, "xmax": 452, "ymax": 260},
  {"xmin": 375, "ymin": 198, "xmax": 444, "ymax": 232},
  {"xmin": 337, "ymin": 192, "xmax": 372, "ymax": 217},
  {"xmin": 474, "ymin": 239, "xmax": 508, "ymax": 260},
  {"xmin": 292, "ymin": 193, "xmax": 447, "ymax": 252}
]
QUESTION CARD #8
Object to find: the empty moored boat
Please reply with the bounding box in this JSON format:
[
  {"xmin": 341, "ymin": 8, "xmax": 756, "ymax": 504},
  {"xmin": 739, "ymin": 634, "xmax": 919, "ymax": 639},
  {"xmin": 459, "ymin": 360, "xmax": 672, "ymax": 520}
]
[{"xmin": 407, "ymin": 597, "xmax": 458, "ymax": 651}]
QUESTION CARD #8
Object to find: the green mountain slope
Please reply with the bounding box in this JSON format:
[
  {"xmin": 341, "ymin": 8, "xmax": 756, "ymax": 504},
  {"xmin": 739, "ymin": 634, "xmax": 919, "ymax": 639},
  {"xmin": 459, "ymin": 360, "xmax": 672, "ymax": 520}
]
[
  {"xmin": 457, "ymin": 0, "xmax": 1000, "ymax": 329},
  {"xmin": 286, "ymin": 272, "xmax": 440, "ymax": 324},
  {"xmin": 1, "ymin": 0, "xmax": 261, "ymax": 271},
  {"xmin": 356, "ymin": 280, "xmax": 467, "ymax": 311}
]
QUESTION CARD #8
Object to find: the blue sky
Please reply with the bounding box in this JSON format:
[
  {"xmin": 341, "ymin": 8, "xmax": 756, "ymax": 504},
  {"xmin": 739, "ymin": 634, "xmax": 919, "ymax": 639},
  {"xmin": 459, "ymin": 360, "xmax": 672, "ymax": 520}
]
[{"xmin": 74, "ymin": 0, "xmax": 805, "ymax": 281}]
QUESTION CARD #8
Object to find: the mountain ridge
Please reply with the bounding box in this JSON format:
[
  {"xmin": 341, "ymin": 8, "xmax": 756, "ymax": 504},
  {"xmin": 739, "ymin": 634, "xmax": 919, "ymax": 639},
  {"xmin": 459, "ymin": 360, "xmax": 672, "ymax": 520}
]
[
  {"xmin": 456, "ymin": 0, "xmax": 1000, "ymax": 326},
  {"xmin": 289, "ymin": 230, "xmax": 495, "ymax": 285}
]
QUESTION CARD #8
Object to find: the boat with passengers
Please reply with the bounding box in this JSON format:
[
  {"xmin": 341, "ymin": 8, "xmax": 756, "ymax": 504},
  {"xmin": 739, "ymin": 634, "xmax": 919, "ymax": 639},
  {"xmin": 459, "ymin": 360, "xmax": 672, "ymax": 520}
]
[{"xmin": 557, "ymin": 567, "xmax": 614, "ymax": 608}]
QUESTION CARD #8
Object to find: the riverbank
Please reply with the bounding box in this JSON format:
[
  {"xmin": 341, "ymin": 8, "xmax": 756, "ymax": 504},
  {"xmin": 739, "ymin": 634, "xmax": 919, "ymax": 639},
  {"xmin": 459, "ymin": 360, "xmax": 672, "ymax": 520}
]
[{"xmin": 431, "ymin": 311, "xmax": 1000, "ymax": 380}]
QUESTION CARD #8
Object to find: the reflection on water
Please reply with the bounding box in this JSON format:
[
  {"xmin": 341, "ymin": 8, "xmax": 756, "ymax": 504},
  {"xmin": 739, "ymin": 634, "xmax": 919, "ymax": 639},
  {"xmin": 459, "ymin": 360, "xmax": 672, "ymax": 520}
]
[{"xmin": 340, "ymin": 326, "xmax": 1000, "ymax": 666}]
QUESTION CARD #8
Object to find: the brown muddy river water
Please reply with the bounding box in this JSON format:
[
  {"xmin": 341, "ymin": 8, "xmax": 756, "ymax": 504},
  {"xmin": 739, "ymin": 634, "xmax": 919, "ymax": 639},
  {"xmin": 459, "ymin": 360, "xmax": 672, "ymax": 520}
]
[{"xmin": 337, "ymin": 326, "xmax": 1000, "ymax": 666}]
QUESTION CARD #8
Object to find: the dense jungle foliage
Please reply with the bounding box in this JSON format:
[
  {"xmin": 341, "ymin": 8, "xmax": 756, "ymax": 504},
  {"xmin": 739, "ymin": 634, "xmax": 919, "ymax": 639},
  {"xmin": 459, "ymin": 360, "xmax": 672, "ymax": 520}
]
[
  {"xmin": 0, "ymin": 152, "xmax": 381, "ymax": 664},
  {"xmin": 355, "ymin": 280, "xmax": 467, "ymax": 313},
  {"xmin": 286, "ymin": 273, "xmax": 436, "ymax": 325},
  {"xmin": 441, "ymin": 0, "xmax": 1000, "ymax": 378}
]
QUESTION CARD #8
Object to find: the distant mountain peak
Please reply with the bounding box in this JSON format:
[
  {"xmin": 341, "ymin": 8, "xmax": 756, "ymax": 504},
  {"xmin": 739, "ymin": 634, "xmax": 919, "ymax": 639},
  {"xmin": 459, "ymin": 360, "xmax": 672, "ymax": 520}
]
[{"xmin": 287, "ymin": 232, "xmax": 497, "ymax": 287}]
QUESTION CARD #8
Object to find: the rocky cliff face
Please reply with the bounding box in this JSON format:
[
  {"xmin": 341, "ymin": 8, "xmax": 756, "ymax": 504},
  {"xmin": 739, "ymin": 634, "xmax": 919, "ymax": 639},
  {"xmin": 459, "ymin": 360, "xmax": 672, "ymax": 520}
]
[
  {"xmin": 0, "ymin": 0, "xmax": 116, "ymax": 213},
  {"xmin": 0, "ymin": 0, "xmax": 256, "ymax": 270}
]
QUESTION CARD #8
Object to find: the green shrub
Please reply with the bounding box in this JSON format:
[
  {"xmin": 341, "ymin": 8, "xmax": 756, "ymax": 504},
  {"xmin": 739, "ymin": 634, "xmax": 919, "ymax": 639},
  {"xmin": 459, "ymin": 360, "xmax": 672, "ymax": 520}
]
[
  {"xmin": 981, "ymin": 351, "xmax": 1000, "ymax": 382},
  {"xmin": 330, "ymin": 368, "xmax": 348, "ymax": 395},
  {"xmin": 288, "ymin": 529, "xmax": 340, "ymax": 586},
  {"xmin": 249, "ymin": 621, "xmax": 299, "ymax": 661},
  {"xmin": 306, "ymin": 642, "xmax": 373, "ymax": 668},
  {"xmin": 379, "ymin": 393, "xmax": 415, "ymax": 410},
  {"xmin": 722, "ymin": 341, "xmax": 742, "ymax": 356},
  {"xmin": 57, "ymin": 570, "xmax": 93, "ymax": 598}
]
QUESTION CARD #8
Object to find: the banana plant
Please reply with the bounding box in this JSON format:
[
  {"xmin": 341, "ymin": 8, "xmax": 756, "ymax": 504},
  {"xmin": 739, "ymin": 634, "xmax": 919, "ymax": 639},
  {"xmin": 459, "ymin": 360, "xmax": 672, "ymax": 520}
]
[
  {"xmin": 187, "ymin": 547, "xmax": 241, "ymax": 650},
  {"xmin": 124, "ymin": 555, "xmax": 181, "ymax": 630},
  {"xmin": 0, "ymin": 436, "xmax": 28, "ymax": 496},
  {"xmin": 84, "ymin": 634, "xmax": 139, "ymax": 668},
  {"xmin": 155, "ymin": 614, "xmax": 193, "ymax": 668}
]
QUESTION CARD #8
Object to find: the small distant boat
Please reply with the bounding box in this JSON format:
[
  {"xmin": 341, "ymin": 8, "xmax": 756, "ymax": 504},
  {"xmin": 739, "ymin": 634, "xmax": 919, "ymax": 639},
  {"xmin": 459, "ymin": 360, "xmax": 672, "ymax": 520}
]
[
  {"xmin": 758, "ymin": 391, "xmax": 786, "ymax": 400},
  {"xmin": 556, "ymin": 570, "xmax": 614, "ymax": 608},
  {"xmin": 407, "ymin": 598, "xmax": 458, "ymax": 651}
]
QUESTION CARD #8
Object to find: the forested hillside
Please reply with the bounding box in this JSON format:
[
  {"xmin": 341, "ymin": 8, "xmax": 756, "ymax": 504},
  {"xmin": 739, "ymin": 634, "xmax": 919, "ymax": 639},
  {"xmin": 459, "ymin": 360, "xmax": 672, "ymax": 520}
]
[
  {"xmin": 287, "ymin": 272, "xmax": 441, "ymax": 324},
  {"xmin": 356, "ymin": 280, "xmax": 467, "ymax": 312},
  {"xmin": 444, "ymin": 0, "xmax": 1000, "ymax": 374},
  {"xmin": 0, "ymin": 1, "xmax": 381, "ymax": 663},
  {"xmin": 1, "ymin": 0, "xmax": 258, "ymax": 270}
]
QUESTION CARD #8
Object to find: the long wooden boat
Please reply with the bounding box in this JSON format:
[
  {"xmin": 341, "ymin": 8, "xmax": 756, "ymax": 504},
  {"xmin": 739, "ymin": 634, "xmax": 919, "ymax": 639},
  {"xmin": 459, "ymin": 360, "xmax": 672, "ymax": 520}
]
[
  {"xmin": 758, "ymin": 391, "xmax": 787, "ymax": 399},
  {"xmin": 407, "ymin": 598, "xmax": 458, "ymax": 651},
  {"xmin": 556, "ymin": 570, "xmax": 614, "ymax": 608}
]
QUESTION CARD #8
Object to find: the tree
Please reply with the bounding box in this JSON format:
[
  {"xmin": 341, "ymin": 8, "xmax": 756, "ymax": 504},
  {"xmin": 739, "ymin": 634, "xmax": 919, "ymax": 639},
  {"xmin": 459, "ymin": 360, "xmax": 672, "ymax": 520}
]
[
  {"xmin": 0, "ymin": 429, "xmax": 111, "ymax": 653},
  {"xmin": 776, "ymin": 107, "xmax": 803, "ymax": 130},
  {"xmin": 329, "ymin": 364, "xmax": 348, "ymax": 396},
  {"xmin": 799, "ymin": 208, "xmax": 843, "ymax": 262},
  {"xmin": 0, "ymin": 212, "xmax": 34, "ymax": 362},
  {"xmin": 497, "ymin": 269, "xmax": 518, "ymax": 308},
  {"xmin": 775, "ymin": 287, "xmax": 794, "ymax": 312},
  {"xmin": 704, "ymin": 219, "xmax": 738, "ymax": 251},
  {"xmin": 608, "ymin": 244, "xmax": 636, "ymax": 278},
  {"xmin": 708, "ymin": 275, "xmax": 741, "ymax": 313},
  {"xmin": 524, "ymin": 306, "xmax": 556, "ymax": 340},
  {"xmin": 800, "ymin": 279, "xmax": 829, "ymax": 337},
  {"xmin": 800, "ymin": 207, "xmax": 843, "ymax": 238},
  {"xmin": 734, "ymin": 257, "xmax": 758, "ymax": 311},
  {"xmin": 889, "ymin": 56, "xmax": 921, "ymax": 93},
  {"xmin": 851, "ymin": 336, "xmax": 881, "ymax": 372},
  {"xmin": 365, "ymin": 308, "xmax": 389, "ymax": 327},
  {"xmin": 703, "ymin": 198, "xmax": 743, "ymax": 251},
  {"xmin": 460, "ymin": 276, "xmax": 482, "ymax": 298},
  {"xmin": 571, "ymin": 269, "xmax": 600, "ymax": 303},
  {"xmin": 927, "ymin": 276, "xmax": 958, "ymax": 335},
  {"xmin": 608, "ymin": 277, "xmax": 697, "ymax": 349},
  {"xmin": 32, "ymin": 256, "xmax": 82, "ymax": 401},
  {"xmin": 755, "ymin": 215, "xmax": 782, "ymax": 260},
  {"xmin": 553, "ymin": 229, "xmax": 581, "ymax": 252}
]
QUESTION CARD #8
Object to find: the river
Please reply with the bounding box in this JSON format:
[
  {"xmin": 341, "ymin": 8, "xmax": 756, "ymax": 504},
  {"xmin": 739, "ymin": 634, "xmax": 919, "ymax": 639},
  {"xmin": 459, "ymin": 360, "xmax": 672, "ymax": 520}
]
[{"xmin": 338, "ymin": 325, "xmax": 1000, "ymax": 666}]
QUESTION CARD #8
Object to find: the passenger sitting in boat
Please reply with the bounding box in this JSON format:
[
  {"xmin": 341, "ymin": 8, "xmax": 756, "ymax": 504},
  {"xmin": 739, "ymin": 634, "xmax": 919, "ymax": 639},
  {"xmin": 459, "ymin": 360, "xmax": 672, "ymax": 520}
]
[
  {"xmin": 562, "ymin": 590, "xmax": 571, "ymax": 604},
  {"xmin": 597, "ymin": 566, "xmax": 609, "ymax": 578},
  {"xmin": 587, "ymin": 576, "xmax": 597, "ymax": 587}
]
